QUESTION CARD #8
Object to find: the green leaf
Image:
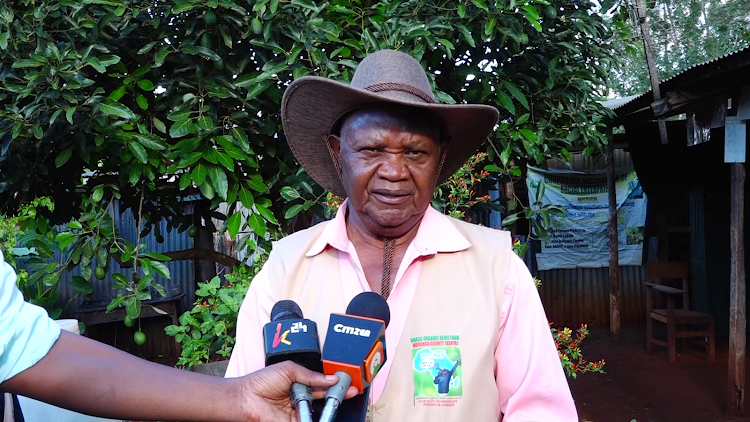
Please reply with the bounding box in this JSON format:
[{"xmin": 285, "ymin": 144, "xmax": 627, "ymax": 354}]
[
  {"xmin": 98, "ymin": 55, "xmax": 121, "ymax": 66},
  {"xmin": 65, "ymin": 107, "xmax": 76, "ymax": 124},
  {"xmin": 239, "ymin": 189, "xmax": 254, "ymax": 208},
  {"xmin": 55, "ymin": 148, "xmax": 73, "ymax": 167},
  {"xmin": 496, "ymin": 91, "xmax": 515, "ymax": 114},
  {"xmin": 55, "ymin": 232, "xmax": 77, "ymax": 250},
  {"xmin": 227, "ymin": 212, "xmax": 242, "ymax": 238},
  {"xmin": 502, "ymin": 213, "xmax": 520, "ymax": 227},
  {"xmin": 503, "ymin": 82, "xmax": 529, "ymax": 110},
  {"xmin": 112, "ymin": 273, "xmax": 130, "ymax": 288},
  {"xmin": 138, "ymin": 41, "xmax": 158, "ymax": 55},
  {"xmin": 194, "ymin": 46, "xmax": 221, "ymax": 61},
  {"xmin": 178, "ymin": 152, "xmax": 202, "ymax": 168},
  {"xmin": 151, "ymin": 261, "xmax": 171, "ymax": 279},
  {"xmin": 155, "ymin": 47, "xmax": 170, "ymax": 67},
  {"xmin": 217, "ymin": 152, "xmax": 235, "ymax": 172},
  {"xmin": 285, "ymin": 204, "xmax": 305, "ymax": 219},
  {"xmin": 153, "ymin": 117, "xmax": 167, "ymax": 134},
  {"xmin": 246, "ymin": 212, "xmax": 267, "ymax": 238},
  {"xmin": 168, "ymin": 109, "xmax": 192, "ymax": 121},
  {"xmin": 143, "ymin": 252, "xmax": 171, "ymax": 261},
  {"xmin": 520, "ymin": 129, "xmax": 538, "ymax": 143},
  {"xmin": 522, "ymin": 5, "xmax": 540, "ymax": 20},
  {"xmin": 68, "ymin": 221, "xmax": 83, "ymax": 230},
  {"xmin": 458, "ymin": 4, "xmax": 466, "ymax": 17},
  {"xmin": 126, "ymin": 297, "xmax": 141, "ymax": 319},
  {"xmin": 86, "ymin": 57, "xmax": 106, "ymax": 73},
  {"xmin": 471, "ymin": 0, "xmax": 489, "ymax": 12},
  {"xmin": 128, "ymin": 142, "xmax": 149, "ymax": 164},
  {"xmin": 136, "ymin": 94, "xmax": 148, "ymax": 110},
  {"xmin": 92, "ymin": 186, "xmax": 104, "ymax": 203},
  {"xmin": 100, "ymin": 100, "xmax": 136, "ymax": 119},
  {"xmin": 208, "ymin": 166, "xmax": 229, "ymax": 200},
  {"xmin": 436, "ymin": 38, "xmax": 455, "ymax": 51},
  {"xmin": 12, "ymin": 59, "xmax": 43, "ymax": 68},
  {"xmin": 106, "ymin": 296, "xmax": 125, "ymax": 313},
  {"xmin": 170, "ymin": 120, "xmax": 194, "ymax": 138},
  {"xmin": 199, "ymin": 181, "xmax": 215, "ymax": 199},
  {"xmin": 134, "ymin": 133, "xmax": 167, "ymax": 150},
  {"xmin": 179, "ymin": 172, "xmax": 192, "ymax": 189},
  {"xmin": 0, "ymin": 32, "xmax": 8, "ymax": 50},
  {"xmin": 246, "ymin": 175, "xmax": 267, "ymax": 193},
  {"xmin": 172, "ymin": 1, "xmax": 197, "ymax": 13},
  {"xmin": 109, "ymin": 85, "xmax": 127, "ymax": 100},
  {"xmin": 71, "ymin": 276, "xmax": 93, "ymax": 294},
  {"xmin": 192, "ymin": 164, "xmax": 207, "ymax": 185},
  {"xmin": 137, "ymin": 79, "xmax": 155, "ymax": 91},
  {"xmin": 291, "ymin": 0, "xmax": 318, "ymax": 11},
  {"xmin": 255, "ymin": 204, "xmax": 278, "ymax": 225},
  {"xmin": 245, "ymin": 81, "xmax": 273, "ymax": 101},
  {"xmin": 129, "ymin": 164, "xmax": 142, "ymax": 185},
  {"xmin": 280, "ymin": 186, "xmax": 300, "ymax": 201}
]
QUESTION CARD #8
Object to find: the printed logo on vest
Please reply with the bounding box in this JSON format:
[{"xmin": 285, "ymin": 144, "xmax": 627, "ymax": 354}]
[{"xmin": 410, "ymin": 334, "xmax": 462, "ymax": 408}]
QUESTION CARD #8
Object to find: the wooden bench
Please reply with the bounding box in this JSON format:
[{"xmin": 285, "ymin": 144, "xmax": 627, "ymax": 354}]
[{"xmin": 645, "ymin": 261, "xmax": 714, "ymax": 362}]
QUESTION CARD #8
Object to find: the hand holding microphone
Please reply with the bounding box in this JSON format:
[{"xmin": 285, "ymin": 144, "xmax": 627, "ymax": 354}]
[{"xmin": 319, "ymin": 292, "xmax": 391, "ymax": 422}]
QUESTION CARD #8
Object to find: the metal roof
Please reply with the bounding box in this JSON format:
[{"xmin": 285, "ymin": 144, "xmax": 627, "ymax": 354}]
[{"xmin": 611, "ymin": 45, "xmax": 750, "ymax": 113}]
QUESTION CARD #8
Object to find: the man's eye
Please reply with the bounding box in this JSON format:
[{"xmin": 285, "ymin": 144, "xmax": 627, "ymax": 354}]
[{"xmin": 407, "ymin": 150, "xmax": 424, "ymax": 157}]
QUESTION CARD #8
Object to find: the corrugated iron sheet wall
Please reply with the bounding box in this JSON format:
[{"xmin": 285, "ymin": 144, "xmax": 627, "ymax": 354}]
[
  {"xmin": 20, "ymin": 200, "xmax": 195, "ymax": 316},
  {"xmin": 535, "ymin": 149, "xmax": 647, "ymax": 327},
  {"xmin": 536, "ymin": 266, "xmax": 646, "ymax": 327}
]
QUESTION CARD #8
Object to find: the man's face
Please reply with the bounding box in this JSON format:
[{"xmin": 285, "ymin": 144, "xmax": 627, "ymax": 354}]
[{"xmin": 329, "ymin": 106, "xmax": 444, "ymax": 237}]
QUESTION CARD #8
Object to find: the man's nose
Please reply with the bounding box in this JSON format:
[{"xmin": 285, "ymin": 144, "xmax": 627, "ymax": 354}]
[{"xmin": 377, "ymin": 153, "xmax": 408, "ymax": 181}]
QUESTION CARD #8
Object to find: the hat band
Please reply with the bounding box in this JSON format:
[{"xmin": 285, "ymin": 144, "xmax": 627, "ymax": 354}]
[{"xmin": 364, "ymin": 82, "xmax": 436, "ymax": 104}]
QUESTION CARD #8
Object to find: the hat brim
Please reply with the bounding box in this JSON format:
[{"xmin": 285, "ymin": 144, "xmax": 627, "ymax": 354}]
[{"xmin": 281, "ymin": 76, "xmax": 499, "ymax": 198}]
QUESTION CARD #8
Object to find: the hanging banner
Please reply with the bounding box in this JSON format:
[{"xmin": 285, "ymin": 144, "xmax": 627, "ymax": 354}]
[{"xmin": 526, "ymin": 166, "xmax": 647, "ymax": 270}]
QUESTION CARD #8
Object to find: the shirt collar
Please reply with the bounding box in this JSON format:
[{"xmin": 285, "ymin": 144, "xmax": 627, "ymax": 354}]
[{"xmin": 305, "ymin": 199, "xmax": 471, "ymax": 257}]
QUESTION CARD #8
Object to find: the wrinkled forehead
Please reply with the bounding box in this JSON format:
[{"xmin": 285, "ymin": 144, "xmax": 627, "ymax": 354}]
[{"xmin": 334, "ymin": 104, "xmax": 446, "ymax": 144}]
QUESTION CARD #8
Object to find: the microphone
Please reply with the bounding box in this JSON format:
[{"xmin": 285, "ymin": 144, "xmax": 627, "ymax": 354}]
[
  {"xmin": 263, "ymin": 300, "xmax": 321, "ymax": 422},
  {"xmin": 319, "ymin": 292, "xmax": 391, "ymax": 422}
]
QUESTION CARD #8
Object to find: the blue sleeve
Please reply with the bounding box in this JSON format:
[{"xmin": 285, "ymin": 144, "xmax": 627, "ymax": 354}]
[{"xmin": 0, "ymin": 252, "xmax": 61, "ymax": 383}]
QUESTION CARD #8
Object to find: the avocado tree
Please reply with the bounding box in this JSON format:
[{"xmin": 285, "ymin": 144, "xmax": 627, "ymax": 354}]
[{"xmin": 0, "ymin": 0, "xmax": 618, "ymax": 318}]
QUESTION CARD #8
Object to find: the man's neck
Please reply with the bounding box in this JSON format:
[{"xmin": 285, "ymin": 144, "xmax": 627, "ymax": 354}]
[{"xmin": 344, "ymin": 206, "xmax": 421, "ymax": 251}]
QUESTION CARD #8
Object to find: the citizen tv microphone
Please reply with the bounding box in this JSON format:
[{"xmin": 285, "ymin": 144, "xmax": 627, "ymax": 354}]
[
  {"xmin": 263, "ymin": 300, "xmax": 321, "ymax": 422},
  {"xmin": 319, "ymin": 292, "xmax": 391, "ymax": 422}
]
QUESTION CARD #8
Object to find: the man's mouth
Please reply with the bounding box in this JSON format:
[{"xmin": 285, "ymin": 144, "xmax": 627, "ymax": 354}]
[{"xmin": 372, "ymin": 190, "xmax": 410, "ymax": 205}]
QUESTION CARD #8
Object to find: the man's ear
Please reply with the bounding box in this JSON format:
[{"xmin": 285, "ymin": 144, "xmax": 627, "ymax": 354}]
[{"xmin": 328, "ymin": 135, "xmax": 341, "ymax": 158}]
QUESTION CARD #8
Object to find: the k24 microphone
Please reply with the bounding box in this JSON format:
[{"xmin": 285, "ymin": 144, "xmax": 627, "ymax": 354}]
[
  {"xmin": 263, "ymin": 300, "xmax": 321, "ymax": 422},
  {"xmin": 319, "ymin": 292, "xmax": 391, "ymax": 421}
]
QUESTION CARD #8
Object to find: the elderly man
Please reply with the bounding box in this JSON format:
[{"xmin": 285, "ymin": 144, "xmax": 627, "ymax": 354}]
[{"xmin": 226, "ymin": 49, "xmax": 577, "ymax": 421}]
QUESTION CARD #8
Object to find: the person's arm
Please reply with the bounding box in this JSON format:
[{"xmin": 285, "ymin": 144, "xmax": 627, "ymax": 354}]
[
  {"xmin": 225, "ymin": 265, "xmax": 275, "ymax": 378},
  {"xmin": 494, "ymin": 254, "xmax": 578, "ymax": 422},
  {"xmin": 2, "ymin": 330, "xmax": 349, "ymax": 422},
  {"xmin": 448, "ymin": 358, "xmax": 460, "ymax": 376}
]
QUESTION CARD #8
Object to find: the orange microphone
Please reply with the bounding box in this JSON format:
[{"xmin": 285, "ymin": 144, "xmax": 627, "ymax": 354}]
[{"xmin": 319, "ymin": 292, "xmax": 390, "ymax": 422}]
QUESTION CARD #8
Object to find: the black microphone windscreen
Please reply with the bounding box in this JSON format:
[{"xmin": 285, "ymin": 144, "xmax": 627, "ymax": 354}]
[
  {"xmin": 345, "ymin": 292, "xmax": 391, "ymax": 328},
  {"xmin": 271, "ymin": 300, "xmax": 304, "ymax": 321}
]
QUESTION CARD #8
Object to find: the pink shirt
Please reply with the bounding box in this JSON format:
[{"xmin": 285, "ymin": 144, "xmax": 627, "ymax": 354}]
[{"xmin": 226, "ymin": 201, "xmax": 577, "ymax": 421}]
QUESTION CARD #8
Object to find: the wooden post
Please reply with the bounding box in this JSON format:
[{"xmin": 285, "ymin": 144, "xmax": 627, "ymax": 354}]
[
  {"xmin": 606, "ymin": 135, "xmax": 621, "ymax": 338},
  {"xmin": 728, "ymin": 163, "xmax": 746, "ymax": 415},
  {"xmin": 634, "ymin": 0, "xmax": 669, "ymax": 144}
]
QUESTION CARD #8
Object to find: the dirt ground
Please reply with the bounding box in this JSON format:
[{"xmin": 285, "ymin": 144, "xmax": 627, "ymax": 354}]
[{"xmin": 570, "ymin": 324, "xmax": 750, "ymax": 422}]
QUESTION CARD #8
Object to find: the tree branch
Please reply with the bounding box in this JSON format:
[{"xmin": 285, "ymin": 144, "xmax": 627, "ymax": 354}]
[{"xmin": 111, "ymin": 248, "xmax": 246, "ymax": 270}]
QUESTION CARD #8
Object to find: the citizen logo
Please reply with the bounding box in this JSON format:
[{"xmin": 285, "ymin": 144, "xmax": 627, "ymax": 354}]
[{"xmin": 333, "ymin": 323, "xmax": 371, "ymax": 337}]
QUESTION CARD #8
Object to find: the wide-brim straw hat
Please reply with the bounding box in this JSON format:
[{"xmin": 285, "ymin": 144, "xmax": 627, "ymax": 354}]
[{"xmin": 281, "ymin": 49, "xmax": 499, "ymax": 198}]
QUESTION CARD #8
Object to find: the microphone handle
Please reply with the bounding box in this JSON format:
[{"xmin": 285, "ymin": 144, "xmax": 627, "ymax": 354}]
[
  {"xmin": 290, "ymin": 382, "xmax": 314, "ymax": 422},
  {"xmin": 319, "ymin": 371, "xmax": 352, "ymax": 422}
]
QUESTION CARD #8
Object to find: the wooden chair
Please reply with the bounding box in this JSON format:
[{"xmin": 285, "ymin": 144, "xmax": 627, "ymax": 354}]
[{"xmin": 645, "ymin": 261, "xmax": 715, "ymax": 362}]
